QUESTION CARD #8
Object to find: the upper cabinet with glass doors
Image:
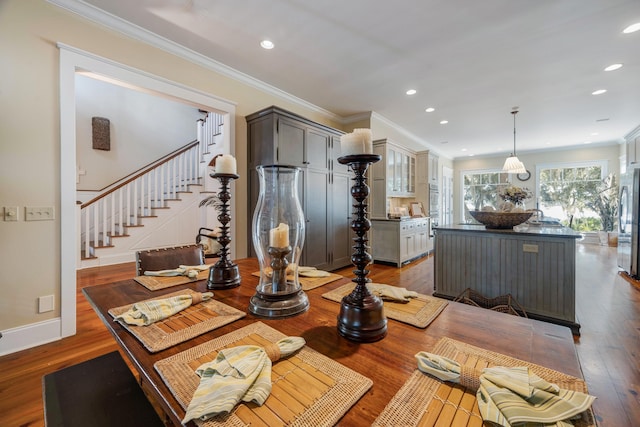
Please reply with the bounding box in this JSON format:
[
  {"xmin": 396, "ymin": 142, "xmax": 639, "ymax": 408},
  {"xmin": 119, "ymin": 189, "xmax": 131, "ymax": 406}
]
[
  {"xmin": 371, "ymin": 139, "xmax": 416, "ymax": 218},
  {"xmin": 374, "ymin": 139, "xmax": 416, "ymax": 197}
]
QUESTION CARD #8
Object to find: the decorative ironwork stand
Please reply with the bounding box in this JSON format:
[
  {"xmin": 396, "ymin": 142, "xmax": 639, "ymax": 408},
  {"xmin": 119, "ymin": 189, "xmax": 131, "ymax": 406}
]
[
  {"xmin": 336, "ymin": 154, "xmax": 387, "ymax": 342},
  {"xmin": 207, "ymin": 173, "xmax": 241, "ymax": 289}
]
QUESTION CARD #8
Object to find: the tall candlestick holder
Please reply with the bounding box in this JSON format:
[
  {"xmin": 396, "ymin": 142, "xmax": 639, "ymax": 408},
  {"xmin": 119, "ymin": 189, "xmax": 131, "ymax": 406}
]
[
  {"xmin": 336, "ymin": 154, "xmax": 387, "ymax": 342},
  {"xmin": 207, "ymin": 172, "xmax": 241, "ymax": 289}
]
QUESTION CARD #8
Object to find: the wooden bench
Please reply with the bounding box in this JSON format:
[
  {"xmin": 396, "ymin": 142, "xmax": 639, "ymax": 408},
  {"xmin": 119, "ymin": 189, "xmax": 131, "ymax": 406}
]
[{"xmin": 43, "ymin": 351, "xmax": 165, "ymax": 427}]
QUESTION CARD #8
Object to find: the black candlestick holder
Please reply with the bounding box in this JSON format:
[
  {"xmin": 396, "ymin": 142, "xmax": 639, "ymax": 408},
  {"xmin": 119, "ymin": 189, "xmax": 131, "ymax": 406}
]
[
  {"xmin": 207, "ymin": 173, "xmax": 241, "ymax": 289},
  {"xmin": 336, "ymin": 154, "xmax": 387, "ymax": 342}
]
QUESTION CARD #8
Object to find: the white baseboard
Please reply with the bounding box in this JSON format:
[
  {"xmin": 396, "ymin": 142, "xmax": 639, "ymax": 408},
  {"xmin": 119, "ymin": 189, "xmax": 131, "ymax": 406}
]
[{"xmin": 0, "ymin": 318, "xmax": 62, "ymax": 356}]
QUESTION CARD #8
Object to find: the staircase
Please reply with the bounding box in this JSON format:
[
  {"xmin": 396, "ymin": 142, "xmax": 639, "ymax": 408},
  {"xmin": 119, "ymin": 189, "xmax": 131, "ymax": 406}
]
[{"xmin": 78, "ymin": 112, "xmax": 225, "ymax": 269}]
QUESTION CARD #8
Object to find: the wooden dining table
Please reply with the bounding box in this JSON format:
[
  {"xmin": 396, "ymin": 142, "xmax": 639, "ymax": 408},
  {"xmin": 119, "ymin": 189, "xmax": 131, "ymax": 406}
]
[{"xmin": 83, "ymin": 257, "xmax": 587, "ymax": 427}]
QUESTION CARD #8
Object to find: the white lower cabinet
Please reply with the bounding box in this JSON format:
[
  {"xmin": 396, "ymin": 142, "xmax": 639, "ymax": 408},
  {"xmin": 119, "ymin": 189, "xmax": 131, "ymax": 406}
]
[{"xmin": 371, "ymin": 218, "xmax": 431, "ymax": 267}]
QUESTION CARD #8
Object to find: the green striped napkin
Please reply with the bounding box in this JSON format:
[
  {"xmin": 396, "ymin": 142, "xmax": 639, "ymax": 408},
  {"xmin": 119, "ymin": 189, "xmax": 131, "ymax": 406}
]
[{"xmin": 416, "ymin": 352, "xmax": 595, "ymax": 427}]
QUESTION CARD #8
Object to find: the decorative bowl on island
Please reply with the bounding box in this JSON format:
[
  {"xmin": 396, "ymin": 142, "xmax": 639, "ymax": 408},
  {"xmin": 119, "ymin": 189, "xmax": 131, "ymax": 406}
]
[{"xmin": 469, "ymin": 210, "xmax": 533, "ymax": 229}]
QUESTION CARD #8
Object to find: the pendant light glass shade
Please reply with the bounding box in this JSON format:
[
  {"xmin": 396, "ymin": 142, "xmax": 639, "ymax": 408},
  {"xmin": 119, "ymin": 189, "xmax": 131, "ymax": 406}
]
[
  {"xmin": 502, "ymin": 109, "xmax": 527, "ymax": 174},
  {"xmin": 503, "ymin": 156, "xmax": 527, "ymax": 174}
]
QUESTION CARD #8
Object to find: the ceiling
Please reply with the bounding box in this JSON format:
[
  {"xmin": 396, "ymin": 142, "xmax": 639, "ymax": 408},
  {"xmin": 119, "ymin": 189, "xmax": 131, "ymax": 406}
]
[{"xmin": 61, "ymin": 0, "xmax": 640, "ymax": 159}]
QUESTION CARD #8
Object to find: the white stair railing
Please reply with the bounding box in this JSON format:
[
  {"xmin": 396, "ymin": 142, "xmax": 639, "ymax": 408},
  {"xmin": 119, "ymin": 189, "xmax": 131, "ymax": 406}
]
[
  {"xmin": 80, "ymin": 112, "xmax": 224, "ymax": 260},
  {"xmin": 80, "ymin": 141, "xmax": 200, "ymax": 258}
]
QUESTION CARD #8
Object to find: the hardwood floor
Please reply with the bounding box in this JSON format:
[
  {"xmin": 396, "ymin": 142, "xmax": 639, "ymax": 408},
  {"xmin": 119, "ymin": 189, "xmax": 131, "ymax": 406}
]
[{"xmin": 0, "ymin": 243, "xmax": 638, "ymax": 426}]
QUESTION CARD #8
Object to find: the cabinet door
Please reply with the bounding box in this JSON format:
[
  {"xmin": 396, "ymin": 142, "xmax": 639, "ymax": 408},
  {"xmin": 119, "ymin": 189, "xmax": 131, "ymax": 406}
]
[
  {"xmin": 409, "ymin": 156, "xmax": 416, "ymax": 194},
  {"xmin": 401, "ymin": 234, "xmax": 414, "ymax": 261},
  {"xmin": 387, "ymin": 147, "xmax": 396, "ymax": 193},
  {"xmin": 395, "ymin": 150, "xmax": 403, "ymax": 193},
  {"xmin": 306, "ymin": 128, "xmax": 329, "ymax": 170},
  {"xmin": 331, "ymin": 173, "xmax": 353, "ymax": 269},
  {"xmin": 429, "ymin": 154, "xmax": 439, "ymax": 185},
  {"xmin": 302, "ymin": 169, "xmax": 329, "ymax": 270},
  {"xmin": 401, "ymin": 153, "xmax": 409, "ymax": 194},
  {"xmin": 278, "ymin": 117, "xmax": 305, "ymax": 167},
  {"xmin": 631, "ymin": 137, "xmax": 640, "ymax": 167},
  {"xmin": 416, "ymin": 229, "xmax": 428, "ymax": 254},
  {"xmin": 332, "ymin": 135, "xmax": 350, "ymax": 175},
  {"xmin": 247, "ymin": 116, "xmax": 276, "ymax": 168}
]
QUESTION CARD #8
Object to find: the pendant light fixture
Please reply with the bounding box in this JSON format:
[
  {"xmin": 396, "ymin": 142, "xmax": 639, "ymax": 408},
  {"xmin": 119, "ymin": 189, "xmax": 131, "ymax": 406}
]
[{"xmin": 502, "ymin": 108, "xmax": 527, "ymax": 174}]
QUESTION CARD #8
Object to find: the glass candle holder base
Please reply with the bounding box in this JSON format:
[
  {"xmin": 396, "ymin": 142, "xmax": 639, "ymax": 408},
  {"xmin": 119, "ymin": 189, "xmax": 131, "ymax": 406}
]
[{"xmin": 249, "ymin": 289, "xmax": 309, "ymax": 318}]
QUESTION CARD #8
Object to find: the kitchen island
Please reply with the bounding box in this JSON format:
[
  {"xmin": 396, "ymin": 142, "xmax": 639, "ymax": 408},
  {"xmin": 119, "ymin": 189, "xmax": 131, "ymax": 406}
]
[{"xmin": 433, "ymin": 223, "xmax": 582, "ymax": 334}]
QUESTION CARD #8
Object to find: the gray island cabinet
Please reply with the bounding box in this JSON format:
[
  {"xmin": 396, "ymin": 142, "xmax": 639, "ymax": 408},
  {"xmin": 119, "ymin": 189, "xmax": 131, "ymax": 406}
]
[{"xmin": 433, "ymin": 224, "xmax": 582, "ymax": 334}]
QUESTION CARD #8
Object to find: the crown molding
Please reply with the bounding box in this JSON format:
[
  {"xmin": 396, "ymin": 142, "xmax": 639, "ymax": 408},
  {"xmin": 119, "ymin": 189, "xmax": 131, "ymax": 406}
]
[
  {"xmin": 370, "ymin": 111, "xmax": 446, "ymax": 158},
  {"xmin": 625, "ymin": 124, "xmax": 640, "ymax": 141},
  {"xmin": 341, "ymin": 111, "xmax": 372, "ymax": 124},
  {"xmin": 47, "ymin": 0, "xmax": 341, "ymax": 121}
]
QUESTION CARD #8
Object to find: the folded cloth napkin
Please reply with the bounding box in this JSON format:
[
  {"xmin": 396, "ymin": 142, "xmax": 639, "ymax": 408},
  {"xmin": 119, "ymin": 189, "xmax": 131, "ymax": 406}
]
[
  {"xmin": 367, "ymin": 283, "xmax": 419, "ymax": 302},
  {"xmin": 144, "ymin": 264, "xmax": 211, "ymax": 278},
  {"xmin": 182, "ymin": 337, "xmax": 306, "ymax": 423},
  {"xmin": 415, "ymin": 352, "xmax": 596, "ymax": 427},
  {"xmin": 115, "ymin": 292, "xmax": 213, "ymax": 326}
]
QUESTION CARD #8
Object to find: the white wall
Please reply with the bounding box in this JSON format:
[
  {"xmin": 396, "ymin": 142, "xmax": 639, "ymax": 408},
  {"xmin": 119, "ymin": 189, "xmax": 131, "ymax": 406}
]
[{"xmin": 75, "ymin": 74, "xmax": 201, "ymax": 190}]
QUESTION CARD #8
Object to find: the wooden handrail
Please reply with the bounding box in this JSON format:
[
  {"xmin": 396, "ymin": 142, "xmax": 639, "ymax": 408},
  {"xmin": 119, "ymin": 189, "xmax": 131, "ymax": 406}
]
[{"xmin": 80, "ymin": 140, "xmax": 199, "ymax": 209}]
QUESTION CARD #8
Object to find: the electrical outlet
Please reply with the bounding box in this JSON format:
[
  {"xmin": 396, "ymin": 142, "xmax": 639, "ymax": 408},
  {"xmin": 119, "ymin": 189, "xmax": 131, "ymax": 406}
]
[
  {"xmin": 25, "ymin": 206, "xmax": 55, "ymax": 221},
  {"xmin": 3, "ymin": 206, "xmax": 18, "ymax": 221},
  {"xmin": 38, "ymin": 295, "xmax": 55, "ymax": 313}
]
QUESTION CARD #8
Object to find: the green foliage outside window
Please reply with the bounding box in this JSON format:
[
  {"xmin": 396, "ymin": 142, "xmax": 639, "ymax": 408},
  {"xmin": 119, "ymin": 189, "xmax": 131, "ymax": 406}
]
[{"xmin": 538, "ymin": 165, "xmax": 616, "ymax": 232}]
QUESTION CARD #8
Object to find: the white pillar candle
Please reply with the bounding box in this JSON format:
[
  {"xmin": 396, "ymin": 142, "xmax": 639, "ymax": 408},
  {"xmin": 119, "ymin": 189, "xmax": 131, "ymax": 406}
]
[
  {"xmin": 216, "ymin": 154, "xmax": 237, "ymax": 174},
  {"xmin": 269, "ymin": 223, "xmax": 289, "ymax": 248},
  {"xmin": 340, "ymin": 128, "xmax": 373, "ymax": 155}
]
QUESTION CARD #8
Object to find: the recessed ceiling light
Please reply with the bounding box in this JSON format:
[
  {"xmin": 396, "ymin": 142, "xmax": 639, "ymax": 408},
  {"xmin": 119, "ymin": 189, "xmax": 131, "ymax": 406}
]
[
  {"xmin": 440, "ymin": 120, "xmax": 449, "ymax": 124},
  {"xmin": 623, "ymin": 22, "xmax": 640, "ymax": 34},
  {"xmin": 468, "ymin": 154, "xmax": 475, "ymax": 157},
  {"xmin": 260, "ymin": 40, "xmax": 274, "ymax": 49},
  {"xmin": 425, "ymin": 107, "xmax": 435, "ymax": 113},
  {"xmin": 592, "ymin": 89, "xmax": 607, "ymax": 95},
  {"xmin": 406, "ymin": 89, "xmax": 417, "ymax": 95},
  {"xmin": 604, "ymin": 63, "xmax": 623, "ymax": 71},
  {"xmin": 584, "ymin": 141, "xmax": 592, "ymax": 144},
  {"xmin": 591, "ymin": 132, "xmax": 599, "ymax": 136},
  {"xmin": 461, "ymin": 148, "xmax": 467, "ymax": 152}
]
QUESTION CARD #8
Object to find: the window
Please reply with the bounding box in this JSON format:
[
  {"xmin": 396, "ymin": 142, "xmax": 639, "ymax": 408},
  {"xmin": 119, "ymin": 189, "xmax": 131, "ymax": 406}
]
[
  {"xmin": 537, "ymin": 161, "xmax": 607, "ymax": 231},
  {"xmin": 462, "ymin": 170, "xmax": 511, "ymax": 221}
]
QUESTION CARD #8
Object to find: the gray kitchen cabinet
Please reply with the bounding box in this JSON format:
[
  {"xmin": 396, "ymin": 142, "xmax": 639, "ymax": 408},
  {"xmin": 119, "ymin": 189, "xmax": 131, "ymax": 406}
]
[
  {"xmin": 371, "ymin": 218, "xmax": 430, "ymax": 267},
  {"xmin": 246, "ymin": 106, "xmax": 351, "ymax": 270}
]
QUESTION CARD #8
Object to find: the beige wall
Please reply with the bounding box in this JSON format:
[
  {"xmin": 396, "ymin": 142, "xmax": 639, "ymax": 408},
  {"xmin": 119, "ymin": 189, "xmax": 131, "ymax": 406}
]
[{"xmin": 0, "ymin": 0, "xmax": 344, "ymax": 335}]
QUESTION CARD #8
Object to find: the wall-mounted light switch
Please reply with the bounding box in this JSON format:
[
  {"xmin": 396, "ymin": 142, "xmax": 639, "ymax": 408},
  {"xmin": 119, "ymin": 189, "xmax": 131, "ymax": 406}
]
[
  {"xmin": 25, "ymin": 206, "xmax": 55, "ymax": 221},
  {"xmin": 3, "ymin": 207, "xmax": 18, "ymax": 221}
]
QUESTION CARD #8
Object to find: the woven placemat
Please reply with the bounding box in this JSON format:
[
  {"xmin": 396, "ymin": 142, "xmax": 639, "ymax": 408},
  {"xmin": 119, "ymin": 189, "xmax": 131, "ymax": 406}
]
[
  {"xmin": 134, "ymin": 269, "xmax": 210, "ymax": 291},
  {"xmin": 251, "ymin": 271, "xmax": 343, "ymax": 291},
  {"xmin": 373, "ymin": 337, "xmax": 595, "ymax": 427},
  {"xmin": 155, "ymin": 321, "xmax": 372, "ymax": 427},
  {"xmin": 108, "ymin": 289, "xmax": 246, "ymax": 353},
  {"xmin": 322, "ymin": 283, "xmax": 448, "ymax": 328}
]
